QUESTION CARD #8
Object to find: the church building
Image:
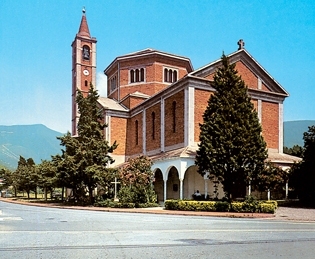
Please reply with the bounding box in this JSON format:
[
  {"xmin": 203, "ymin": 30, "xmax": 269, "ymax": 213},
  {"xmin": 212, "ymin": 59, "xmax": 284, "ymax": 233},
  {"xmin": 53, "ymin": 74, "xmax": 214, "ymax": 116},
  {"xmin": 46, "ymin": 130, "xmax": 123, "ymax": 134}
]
[{"xmin": 72, "ymin": 10, "xmax": 300, "ymax": 202}]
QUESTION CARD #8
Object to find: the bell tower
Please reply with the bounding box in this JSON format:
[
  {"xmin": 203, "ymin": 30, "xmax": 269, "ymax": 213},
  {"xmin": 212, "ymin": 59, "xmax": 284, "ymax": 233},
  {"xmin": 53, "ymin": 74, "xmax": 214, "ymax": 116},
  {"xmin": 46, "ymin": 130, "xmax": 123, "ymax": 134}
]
[{"xmin": 71, "ymin": 8, "xmax": 97, "ymax": 136}]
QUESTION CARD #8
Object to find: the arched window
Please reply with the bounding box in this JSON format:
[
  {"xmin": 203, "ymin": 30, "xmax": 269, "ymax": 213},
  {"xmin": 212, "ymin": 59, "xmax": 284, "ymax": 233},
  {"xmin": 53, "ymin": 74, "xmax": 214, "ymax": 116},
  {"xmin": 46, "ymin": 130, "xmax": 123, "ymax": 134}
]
[
  {"xmin": 135, "ymin": 120, "xmax": 139, "ymax": 145},
  {"xmin": 135, "ymin": 69, "xmax": 140, "ymax": 82},
  {"xmin": 172, "ymin": 101, "xmax": 176, "ymax": 133},
  {"xmin": 164, "ymin": 68, "xmax": 168, "ymax": 82},
  {"xmin": 84, "ymin": 80, "xmax": 88, "ymax": 87},
  {"xmin": 140, "ymin": 68, "xmax": 144, "ymax": 81},
  {"xmin": 169, "ymin": 70, "xmax": 172, "ymax": 83},
  {"xmin": 130, "ymin": 70, "xmax": 135, "ymax": 83},
  {"xmin": 152, "ymin": 112, "xmax": 155, "ymax": 140},
  {"xmin": 173, "ymin": 70, "xmax": 177, "ymax": 82}
]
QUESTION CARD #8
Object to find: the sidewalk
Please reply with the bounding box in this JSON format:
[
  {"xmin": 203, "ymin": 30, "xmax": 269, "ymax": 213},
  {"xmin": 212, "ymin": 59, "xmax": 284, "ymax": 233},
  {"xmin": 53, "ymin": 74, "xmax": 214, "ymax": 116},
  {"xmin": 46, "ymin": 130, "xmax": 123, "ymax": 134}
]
[{"xmin": 0, "ymin": 197, "xmax": 274, "ymax": 219}]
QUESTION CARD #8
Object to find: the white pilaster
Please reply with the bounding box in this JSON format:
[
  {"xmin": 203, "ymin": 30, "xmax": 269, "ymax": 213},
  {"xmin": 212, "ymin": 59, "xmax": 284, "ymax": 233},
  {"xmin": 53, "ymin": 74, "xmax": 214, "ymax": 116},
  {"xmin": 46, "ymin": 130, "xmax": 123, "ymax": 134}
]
[
  {"xmin": 161, "ymin": 98, "xmax": 165, "ymax": 152},
  {"xmin": 179, "ymin": 179, "xmax": 183, "ymax": 200},
  {"xmin": 184, "ymin": 86, "xmax": 195, "ymax": 146},
  {"xmin": 164, "ymin": 180, "xmax": 167, "ymax": 201},
  {"xmin": 143, "ymin": 109, "xmax": 146, "ymax": 155},
  {"xmin": 258, "ymin": 99, "xmax": 262, "ymax": 122},
  {"xmin": 279, "ymin": 103, "xmax": 284, "ymax": 153}
]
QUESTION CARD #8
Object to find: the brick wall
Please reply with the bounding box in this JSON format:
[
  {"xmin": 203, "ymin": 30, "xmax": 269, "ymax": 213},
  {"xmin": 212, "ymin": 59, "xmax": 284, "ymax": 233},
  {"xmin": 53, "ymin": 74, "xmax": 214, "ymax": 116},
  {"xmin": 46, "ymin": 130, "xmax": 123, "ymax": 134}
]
[
  {"xmin": 261, "ymin": 101, "xmax": 279, "ymax": 149},
  {"xmin": 194, "ymin": 89, "xmax": 212, "ymax": 142},
  {"xmin": 110, "ymin": 116, "xmax": 127, "ymax": 155}
]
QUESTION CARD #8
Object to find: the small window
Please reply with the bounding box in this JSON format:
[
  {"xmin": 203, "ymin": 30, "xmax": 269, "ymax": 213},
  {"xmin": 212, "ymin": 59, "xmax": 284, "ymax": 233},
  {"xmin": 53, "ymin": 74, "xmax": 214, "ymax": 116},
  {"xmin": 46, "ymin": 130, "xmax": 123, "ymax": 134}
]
[
  {"xmin": 84, "ymin": 80, "xmax": 88, "ymax": 87},
  {"xmin": 110, "ymin": 76, "xmax": 117, "ymax": 92},
  {"xmin": 130, "ymin": 70, "xmax": 135, "ymax": 83}
]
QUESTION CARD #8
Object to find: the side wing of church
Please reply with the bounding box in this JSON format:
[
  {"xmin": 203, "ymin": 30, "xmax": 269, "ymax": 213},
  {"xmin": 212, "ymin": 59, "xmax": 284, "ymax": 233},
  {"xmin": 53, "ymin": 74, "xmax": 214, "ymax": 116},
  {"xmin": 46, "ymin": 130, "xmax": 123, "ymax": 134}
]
[{"xmin": 72, "ymin": 11, "xmax": 300, "ymax": 202}]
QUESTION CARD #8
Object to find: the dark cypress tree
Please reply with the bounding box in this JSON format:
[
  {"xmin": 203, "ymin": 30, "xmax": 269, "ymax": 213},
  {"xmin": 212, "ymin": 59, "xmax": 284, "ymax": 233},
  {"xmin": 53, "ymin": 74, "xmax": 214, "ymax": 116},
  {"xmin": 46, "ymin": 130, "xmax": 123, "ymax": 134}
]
[
  {"xmin": 195, "ymin": 54, "xmax": 267, "ymax": 200},
  {"xmin": 289, "ymin": 125, "xmax": 315, "ymax": 205},
  {"xmin": 56, "ymin": 84, "xmax": 117, "ymax": 204}
]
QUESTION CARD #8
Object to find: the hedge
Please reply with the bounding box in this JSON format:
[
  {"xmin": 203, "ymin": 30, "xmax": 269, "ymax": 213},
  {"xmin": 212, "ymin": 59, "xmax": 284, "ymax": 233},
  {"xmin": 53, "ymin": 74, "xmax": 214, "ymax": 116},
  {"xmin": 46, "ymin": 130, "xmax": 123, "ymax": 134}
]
[
  {"xmin": 165, "ymin": 200, "xmax": 277, "ymax": 214},
  {"xmin": 94, "ymin": 199, "xmax": 159, "ymax": 209}
]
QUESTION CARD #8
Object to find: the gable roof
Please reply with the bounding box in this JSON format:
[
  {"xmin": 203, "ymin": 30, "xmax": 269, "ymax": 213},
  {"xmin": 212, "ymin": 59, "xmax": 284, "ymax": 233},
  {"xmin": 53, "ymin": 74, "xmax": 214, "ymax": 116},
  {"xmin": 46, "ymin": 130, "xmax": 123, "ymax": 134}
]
[
  {"xmin": 98, "ymin": 97, "xmax": 128, "ymax": 112},
  {"xmin": 191, "ymin": 49, "xmax": 289, "ymax": 96}
]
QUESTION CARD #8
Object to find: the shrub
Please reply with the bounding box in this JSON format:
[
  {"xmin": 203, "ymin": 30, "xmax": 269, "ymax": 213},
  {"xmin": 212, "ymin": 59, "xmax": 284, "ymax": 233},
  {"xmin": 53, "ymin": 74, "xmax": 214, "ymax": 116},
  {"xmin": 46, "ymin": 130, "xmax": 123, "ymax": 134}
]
[
  {"xmin": 200, "ymin": 201, "xmax": 216, "ymax": 212},
  {"xmin": 231, "ymin": 202, "xmax": 243, "ymax": 212},
  {"xmin": 259, "ymin": 203, "xmax": 276, "ymax": 213},
  {"xmin": 215, "ymin": 201, "xmax": 230, "ymax": 212},
  {"xmin": 264, "ymin": 200, "xmax": 278, "ymax": 209},
  {"xmin": 165, "ymin": 200, "xmax": 179, "ymax": 210}
]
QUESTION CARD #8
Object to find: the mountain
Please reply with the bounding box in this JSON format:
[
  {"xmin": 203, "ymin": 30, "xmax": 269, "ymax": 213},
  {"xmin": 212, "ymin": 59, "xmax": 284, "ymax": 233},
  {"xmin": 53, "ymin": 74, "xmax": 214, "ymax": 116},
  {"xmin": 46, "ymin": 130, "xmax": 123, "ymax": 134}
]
[
  {"xmin": 284, "ymin": 120, "xmax": 315, "ymax": 148},
  {"xmin": 0, "ymin": 124, "xmax": 64, "ymax": 170}
]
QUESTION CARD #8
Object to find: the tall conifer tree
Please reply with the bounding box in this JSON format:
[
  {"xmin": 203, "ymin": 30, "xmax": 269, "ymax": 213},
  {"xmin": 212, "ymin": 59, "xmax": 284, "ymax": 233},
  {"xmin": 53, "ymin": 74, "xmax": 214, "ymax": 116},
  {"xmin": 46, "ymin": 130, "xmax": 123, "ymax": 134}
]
[
  {"xmin": 56, "ymin": 84, "xmax": 117, "ymax": 203},
  {"xmin": 195, "ymin": 54, "xmax": 267, "ymax": 200}
]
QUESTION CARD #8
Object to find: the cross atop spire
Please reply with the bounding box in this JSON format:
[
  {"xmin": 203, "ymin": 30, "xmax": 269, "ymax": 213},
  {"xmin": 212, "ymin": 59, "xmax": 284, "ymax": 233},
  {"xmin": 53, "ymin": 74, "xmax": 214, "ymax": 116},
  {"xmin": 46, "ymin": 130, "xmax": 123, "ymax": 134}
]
[
  {"xmin": 77, "ymin": 7, "xmax": 91, "ymax": 38},
  {"xmin": 237, "ymin": 39, "xmax": 245, "ymax": 50}
]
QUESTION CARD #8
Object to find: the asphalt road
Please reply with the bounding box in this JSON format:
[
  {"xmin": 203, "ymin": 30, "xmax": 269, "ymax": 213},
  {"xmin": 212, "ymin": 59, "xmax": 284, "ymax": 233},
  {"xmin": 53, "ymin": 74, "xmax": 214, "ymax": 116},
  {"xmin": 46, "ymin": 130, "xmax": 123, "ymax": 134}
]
[{"xmin": 1, "ymin": 201, "xmax": 315, "ymax": 259}]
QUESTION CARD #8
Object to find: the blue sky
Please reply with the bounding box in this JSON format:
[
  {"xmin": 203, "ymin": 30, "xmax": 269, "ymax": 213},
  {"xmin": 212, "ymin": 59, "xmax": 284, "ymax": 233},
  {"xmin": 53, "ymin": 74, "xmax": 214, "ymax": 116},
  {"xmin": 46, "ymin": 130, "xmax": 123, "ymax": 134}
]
[{"xmin": 1, "ymin": 0, "xmax": 314, "ymax": 133}]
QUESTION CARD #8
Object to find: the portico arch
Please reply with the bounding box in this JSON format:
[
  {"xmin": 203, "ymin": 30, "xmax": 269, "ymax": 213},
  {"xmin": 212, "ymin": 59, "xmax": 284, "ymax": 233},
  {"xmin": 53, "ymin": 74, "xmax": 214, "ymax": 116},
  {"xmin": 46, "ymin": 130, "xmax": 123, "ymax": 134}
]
[
  {"xmin": 166, "ymin": 166, "xmax": 180, "ymax": 199},
  {"xmin": 153, "ymin": 168, "xmax": 164, "ymax": 203},
  {"xmin": 183, "ymin": 165, "xmax": 204, "ymax": 199}
]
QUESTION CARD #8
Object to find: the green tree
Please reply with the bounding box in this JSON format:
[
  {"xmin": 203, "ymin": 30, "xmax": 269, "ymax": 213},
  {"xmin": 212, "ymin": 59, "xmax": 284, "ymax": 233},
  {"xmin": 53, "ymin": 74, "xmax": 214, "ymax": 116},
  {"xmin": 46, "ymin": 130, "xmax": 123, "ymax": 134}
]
[
  {"xmin": 195, "ymin": 54, "xmax": 267, "ymax": 200},
  {"xmin": 283, "ymin": 145, "xmax": 303, "ymax": 157},
  {"xmin": 290, "ymin": 125, "xmax": 315, "ymax": 205},
  {"xmin": 118, "ymin": 155, "xmax": 156, "ymax": 204},
  {"xmin": 56, "ymin": 84, "xmax": 117, "ymax": 204},
  {"xmin": 15, "ymin": 156, "xmax": 38, "ymax": 199},
  {"xmin": 257, "ymin": 162, "xmax": 287, "ymax": 199},
  {"xmin": 0, "ymin": 168, "xmax": 13, "ymax": 191},
  {"xmin": 37, "ymin": 160, "xmax": 57, "ymax": 200}
]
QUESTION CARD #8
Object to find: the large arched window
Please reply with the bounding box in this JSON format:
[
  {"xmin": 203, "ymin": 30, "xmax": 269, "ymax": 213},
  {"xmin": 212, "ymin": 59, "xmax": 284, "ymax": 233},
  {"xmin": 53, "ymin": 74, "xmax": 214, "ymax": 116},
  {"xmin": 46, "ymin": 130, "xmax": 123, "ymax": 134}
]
[
  {"xmin": 152, "ymin": 112, "xmax": 155, "ymax": 140},
  {"xmin": 172, "ymin": 101, "xmax": 176, "ymax": 133},
  {"xmin": 135, "ymin": 120, "xmax": 139, "ymax": 145}
]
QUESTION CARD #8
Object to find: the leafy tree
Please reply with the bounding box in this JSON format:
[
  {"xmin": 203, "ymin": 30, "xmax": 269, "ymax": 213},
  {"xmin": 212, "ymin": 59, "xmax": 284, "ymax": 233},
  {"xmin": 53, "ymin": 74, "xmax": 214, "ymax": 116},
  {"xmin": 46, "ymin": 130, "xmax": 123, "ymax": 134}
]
[
  {"xmin": 56, "ymin": 84, "xmax": 117, "ymax": 204},
  {"xmin": 257, "ymin": 162, "xmax": 287, "ymax": 199},
  {"xmin": 0, "ymin": 168, "xmax": 13, "ymax": 191},
  {"xmin": 118, "ymin": 155, "xmax": 157, "ymax": 204},
  {"xmin": 37, "ymin": 160, "xmax": 57, "ymax": 200},
  {"xmin": 15, "ymin": 156, "xmax": 38, "ymax": 199},
  {"xmin": 283, "ymin": 145, "xmax": 303, "ymax": 157},
  {"xmin": 289, "ymin": 125, "xmax": 315, "ymax": 205},
  {"xmin": 195, "ymin": 54, "xmax": 267, "ymax": 200}
]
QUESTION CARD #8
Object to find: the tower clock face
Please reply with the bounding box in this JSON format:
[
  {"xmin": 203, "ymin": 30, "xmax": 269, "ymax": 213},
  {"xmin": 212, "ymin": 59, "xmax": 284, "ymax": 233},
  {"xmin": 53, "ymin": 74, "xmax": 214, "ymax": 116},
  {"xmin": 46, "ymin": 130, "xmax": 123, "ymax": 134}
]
[{"xmin": 83, "ymin": 69, "xmax": 89, "ymax": 76}]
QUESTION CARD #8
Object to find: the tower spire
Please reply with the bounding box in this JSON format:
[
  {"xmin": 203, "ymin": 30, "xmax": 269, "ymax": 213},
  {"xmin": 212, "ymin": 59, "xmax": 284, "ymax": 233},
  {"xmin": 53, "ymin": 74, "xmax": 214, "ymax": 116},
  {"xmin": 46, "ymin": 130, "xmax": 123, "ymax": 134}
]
[{"xmin": 77, "ymin": 7, "xmax": 91, "ymax": 38}]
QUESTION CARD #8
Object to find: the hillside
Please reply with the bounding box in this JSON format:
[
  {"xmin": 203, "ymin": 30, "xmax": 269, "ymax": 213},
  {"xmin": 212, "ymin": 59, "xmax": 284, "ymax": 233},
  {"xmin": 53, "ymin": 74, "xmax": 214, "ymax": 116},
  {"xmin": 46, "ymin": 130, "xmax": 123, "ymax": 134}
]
[
  {"xmin": 283, "ymin": 120, "xmax": 315, "ymax": 148},
  {"xmin": 0, "ymin": 124, "xmax": 64, "ymax": 170}
]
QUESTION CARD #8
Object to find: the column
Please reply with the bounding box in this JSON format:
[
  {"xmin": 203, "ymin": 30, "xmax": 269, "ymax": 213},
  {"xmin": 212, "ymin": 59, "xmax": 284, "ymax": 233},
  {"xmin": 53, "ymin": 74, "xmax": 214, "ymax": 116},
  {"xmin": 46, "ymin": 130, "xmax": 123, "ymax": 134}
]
[
  {"xmin": 179, "ymin": 179, "xmax": 183, "ymax": 200},
  {"xmin": 163, "ymin": 180, "xmax": 167, "ymax": 202}
]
